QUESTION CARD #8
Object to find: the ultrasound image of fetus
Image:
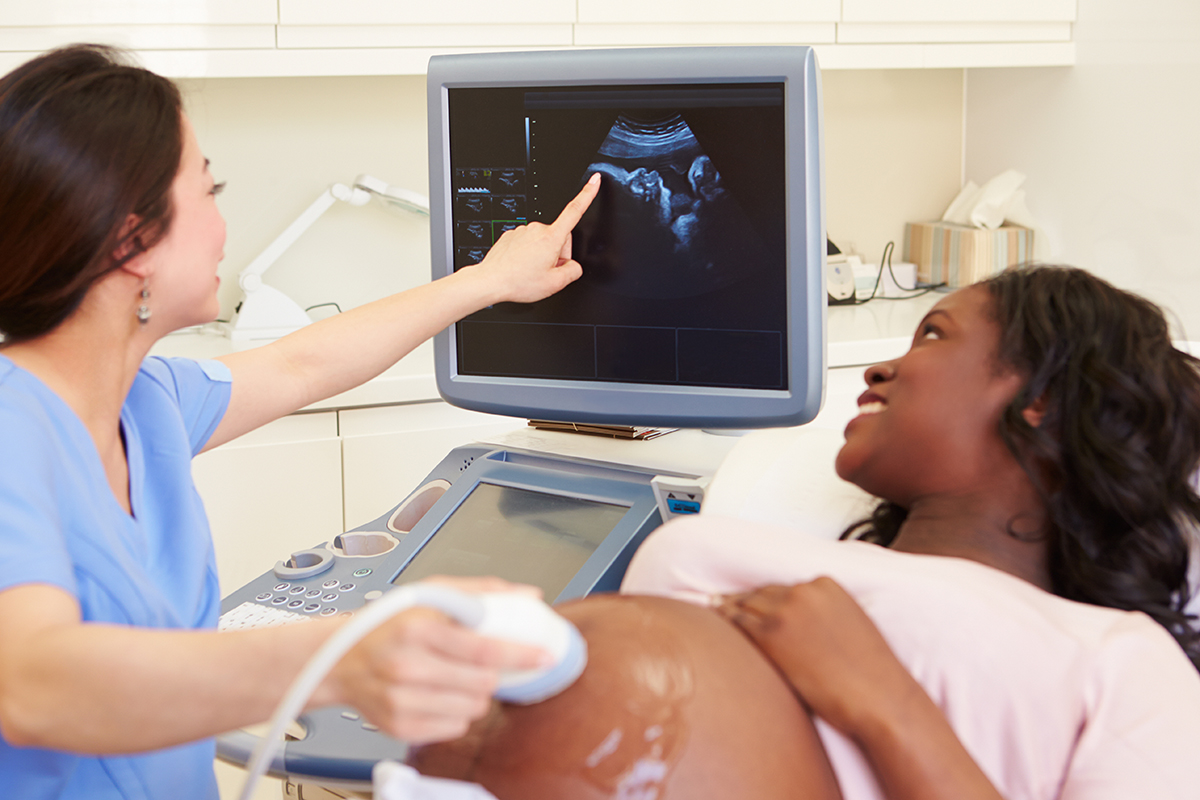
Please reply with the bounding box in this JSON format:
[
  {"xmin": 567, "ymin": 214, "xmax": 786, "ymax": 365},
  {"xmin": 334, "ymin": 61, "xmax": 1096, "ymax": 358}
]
[{"xmin": 572, "ymin": 114, "xmax": 761, "ymax": 300}]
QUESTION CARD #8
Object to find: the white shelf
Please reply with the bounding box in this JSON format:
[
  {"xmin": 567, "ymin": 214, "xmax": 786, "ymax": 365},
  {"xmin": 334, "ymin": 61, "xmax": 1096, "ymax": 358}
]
[
  {"xmin": 0, "ymin": 41, "xmax": 1076, "ymax": 79},
  {"xmin": 0, "ymin": 25, "xmax": 275, "ymax": 52},
  {"xmin": 277, "ymin": 24, "xmax": 575, "ymax": 50},
  {"xmin": 836, "ymin": 22, "xmax": 1072, "ymax": 44}
]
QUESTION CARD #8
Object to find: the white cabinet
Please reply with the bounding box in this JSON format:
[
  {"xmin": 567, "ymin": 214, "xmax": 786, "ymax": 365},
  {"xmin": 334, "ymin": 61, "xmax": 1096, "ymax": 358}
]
[
  {"xmin": 191, "ymin": 400, "xmax": 526, "ymax": 592},
  {"xmin": 0, "ymin": 0, "xmax": 275, "ymax": 25},
  {"xmin": 573, "ymin": 0, "xmax": 840, "ymax": 47},
  {"xmin": 0, "ymin": 0, "xmax": 1077, "ymax": 76},
  {"xmin": 192, "ymin": 411, "xmax": 343, "ymax": 597},
  {"xmin": 279, "ymin": 0, "xmax": 577, "ymax": 25},
  {"xmin": 842, "ymin": 0, "xmax": 1076, "ymax": 23},
  {"xmin": 0, "ymin": 25, "xmax": 274, "ymax": 53},
  {"xmin": 576, "ymin": 0, "xmax": 841, "ymax": 24}
]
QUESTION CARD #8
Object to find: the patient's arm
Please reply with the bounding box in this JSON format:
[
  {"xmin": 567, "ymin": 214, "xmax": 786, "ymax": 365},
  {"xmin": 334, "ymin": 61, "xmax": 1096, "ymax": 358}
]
[
  {"xmin": 721, "ymin": 581, "xmax": 1005, "ymax": 800},
  {"xmin": 409, "ymin": 593, "xmax": 842, "ymax": 800}
]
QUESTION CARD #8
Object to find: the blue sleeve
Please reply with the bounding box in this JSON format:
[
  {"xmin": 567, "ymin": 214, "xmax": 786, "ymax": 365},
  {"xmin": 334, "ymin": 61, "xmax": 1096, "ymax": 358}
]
[
  {"xmin": 138, "ymin": 356, "xmax": 233, "ymax": 456},
  {"xmin": 0, "ymin": 404, "xmax": 75, "ymax": 595}
]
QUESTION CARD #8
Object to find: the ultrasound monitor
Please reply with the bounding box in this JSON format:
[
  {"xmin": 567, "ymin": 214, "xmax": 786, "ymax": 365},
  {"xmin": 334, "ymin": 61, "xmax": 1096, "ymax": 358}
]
[{"xmin": 427, "ymin": 46, "xmax": 825, "ymax": 429}]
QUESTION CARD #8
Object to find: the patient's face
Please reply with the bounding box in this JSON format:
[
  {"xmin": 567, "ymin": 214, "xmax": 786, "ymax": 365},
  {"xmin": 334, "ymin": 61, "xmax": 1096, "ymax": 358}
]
[
  {"xmin": 836, "ymin": 285, "xmax": 1024, "ymax": 505},
  {"xmin": 409, "ymin": 594, "xmax": 840, "ymax": 800}
]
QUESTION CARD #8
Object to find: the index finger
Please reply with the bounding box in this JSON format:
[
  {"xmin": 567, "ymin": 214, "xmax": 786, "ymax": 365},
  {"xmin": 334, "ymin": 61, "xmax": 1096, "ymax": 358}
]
[{"xmin": 550, "ymin": 173, "xmax": 601, "ymax": 233}]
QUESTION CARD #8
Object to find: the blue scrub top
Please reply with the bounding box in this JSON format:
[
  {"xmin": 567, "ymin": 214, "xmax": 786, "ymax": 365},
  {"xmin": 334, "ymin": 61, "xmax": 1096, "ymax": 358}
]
[{"xmin": 0, "ymin": 354, "xmax": 232, "ymax": 800}]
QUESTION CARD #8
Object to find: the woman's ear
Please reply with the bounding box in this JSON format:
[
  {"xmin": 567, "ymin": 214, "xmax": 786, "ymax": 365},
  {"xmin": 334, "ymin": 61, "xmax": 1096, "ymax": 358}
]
[
  {"xmin": 1022, "ymin": 394, "xmax": 1048, "ymax": 428},
  {"xmin": 112, "ymin": 214, "xmax": 152, "ymax": 278}
]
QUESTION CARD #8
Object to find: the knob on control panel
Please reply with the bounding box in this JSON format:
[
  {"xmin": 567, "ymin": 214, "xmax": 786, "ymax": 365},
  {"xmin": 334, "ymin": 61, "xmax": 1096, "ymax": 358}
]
[{"xmin": 273, "ymin": 548, "xmax": 335, "ymax": 580}]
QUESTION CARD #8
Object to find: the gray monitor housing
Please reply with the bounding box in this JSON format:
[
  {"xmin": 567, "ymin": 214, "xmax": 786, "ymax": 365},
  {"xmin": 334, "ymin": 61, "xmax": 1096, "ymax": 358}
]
[{"xmin": 428, "ymin": 46, "xmax": 826, "ymax": 429}]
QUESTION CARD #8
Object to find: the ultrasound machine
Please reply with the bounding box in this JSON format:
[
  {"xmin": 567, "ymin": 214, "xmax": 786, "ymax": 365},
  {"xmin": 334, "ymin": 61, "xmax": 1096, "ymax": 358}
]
[{"xmin": 217, "ymin": 44, "xmax": 826, "ymax": 792}]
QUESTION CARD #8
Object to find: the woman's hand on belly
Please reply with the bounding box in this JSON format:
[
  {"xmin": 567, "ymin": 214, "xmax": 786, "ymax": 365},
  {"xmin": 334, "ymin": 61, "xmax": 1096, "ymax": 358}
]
[
  {"xmin": 717, "ymin": 579, "xmax": 1006, "ymax": 800},
  {"xmin": 716, "ymin": 578, "xmax": 907, "ymax": 733}
]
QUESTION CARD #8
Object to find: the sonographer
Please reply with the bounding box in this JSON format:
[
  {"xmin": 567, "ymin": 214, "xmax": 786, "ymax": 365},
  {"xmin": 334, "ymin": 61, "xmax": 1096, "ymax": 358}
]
[{"xmin": 0, "ymin": 44, "xmax": 599, "ymax": 799}]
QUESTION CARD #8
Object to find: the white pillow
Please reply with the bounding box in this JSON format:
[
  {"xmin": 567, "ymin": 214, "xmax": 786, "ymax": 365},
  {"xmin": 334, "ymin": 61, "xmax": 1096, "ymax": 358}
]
[
  {"xmin": 702, "ymin": 425, "xmax": 873, "ymax": 539},
  {"xmin": 705, "ymin": 426, "xmax": 1200, "ymax": 621}
]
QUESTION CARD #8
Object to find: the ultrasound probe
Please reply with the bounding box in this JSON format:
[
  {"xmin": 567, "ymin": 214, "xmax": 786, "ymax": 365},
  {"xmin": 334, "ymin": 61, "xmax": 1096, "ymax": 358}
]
[{"xmin": 236, "ymin": 584, "xmax": 588, "ymax": 800}]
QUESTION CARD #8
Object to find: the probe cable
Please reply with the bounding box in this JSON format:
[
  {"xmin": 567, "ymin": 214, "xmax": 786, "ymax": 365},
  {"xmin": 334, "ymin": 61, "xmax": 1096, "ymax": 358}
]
[{"xmin": 236, "ymin": 583, "xmax": 486, "ymax": 800}]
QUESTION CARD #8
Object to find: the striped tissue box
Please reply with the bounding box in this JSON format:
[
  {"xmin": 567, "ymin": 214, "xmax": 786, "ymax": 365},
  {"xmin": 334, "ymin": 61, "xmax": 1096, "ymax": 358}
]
[{"xmin": 904, "ymin": 221, "xmax": 1034, "ymax": 288}]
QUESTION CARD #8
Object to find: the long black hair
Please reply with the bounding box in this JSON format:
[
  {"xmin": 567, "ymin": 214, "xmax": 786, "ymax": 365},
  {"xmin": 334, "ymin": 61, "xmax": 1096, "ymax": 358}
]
[
  {"xmin": 844, "ymin": 265, "xmax": 1200, "ymax": 670},
  {"xmin": 0, "ymin": 44, "xmax": 182, "ymax": 340}
]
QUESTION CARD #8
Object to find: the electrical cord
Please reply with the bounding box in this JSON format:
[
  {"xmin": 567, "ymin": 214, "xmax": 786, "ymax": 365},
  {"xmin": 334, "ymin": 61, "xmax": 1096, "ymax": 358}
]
[
  {"xmin": 305, "ymin": 302, "xmax": 344, "ymax": 315},
  {"xmin": 852, "ymin": 241, "xmax": 946, "ymax": 304}
]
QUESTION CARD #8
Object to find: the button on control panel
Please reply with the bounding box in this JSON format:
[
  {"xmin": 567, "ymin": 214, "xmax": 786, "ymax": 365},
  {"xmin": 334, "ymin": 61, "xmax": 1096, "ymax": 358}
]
[
  {"xmin": 218, "ymin": 601, "xmax": 310, "ymax": 631},
  {"xmin": 219, "ymin": 565, "xmax": 393, "ymax": 630}
]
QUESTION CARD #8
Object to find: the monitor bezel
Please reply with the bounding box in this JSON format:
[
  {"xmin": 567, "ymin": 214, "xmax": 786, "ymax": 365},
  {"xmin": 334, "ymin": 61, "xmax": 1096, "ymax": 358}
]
[{"xmin": 427, "ymin": 46, "xmax": 826, "ymax": 429}]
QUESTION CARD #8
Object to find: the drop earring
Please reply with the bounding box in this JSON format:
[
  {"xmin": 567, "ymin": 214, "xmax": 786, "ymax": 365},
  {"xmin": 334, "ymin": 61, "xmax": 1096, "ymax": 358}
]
[{"xmin": 136, "ymin": 280, "xmax": 151, "ymax": 324}]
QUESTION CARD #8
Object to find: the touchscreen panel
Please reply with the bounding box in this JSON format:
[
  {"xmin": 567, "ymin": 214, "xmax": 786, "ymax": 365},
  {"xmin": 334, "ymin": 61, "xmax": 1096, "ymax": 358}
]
[{"xmin": 391, "ymin": 482, "xmax": 629, "ymax": 599}]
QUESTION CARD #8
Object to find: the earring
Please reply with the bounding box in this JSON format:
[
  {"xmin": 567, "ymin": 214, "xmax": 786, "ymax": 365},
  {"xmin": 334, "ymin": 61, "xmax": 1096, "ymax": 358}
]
[{"xmin": 136, "ymin": 280, "xmax": 151, "ymax": 324}]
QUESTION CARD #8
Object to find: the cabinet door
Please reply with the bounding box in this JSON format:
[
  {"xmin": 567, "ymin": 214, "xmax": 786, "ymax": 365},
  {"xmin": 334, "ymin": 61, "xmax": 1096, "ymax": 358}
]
[
  {"xmin": 279, "ymin": 0, "xmax": 575, "ymax": 25},
  {"xmin": 841, "ymin": 0, "xmax": 1076, "ymax": 23},
  {"xmin": 0, "ymin": 0, "xmax": 276, "ymax": 25},
  {"xmin": 340, "ymin": 402, "xmax": 526, "ymax": 531},
  {"xmin": 192, "ymin": 412, "xmax": 343, "ymax": 597},
  {"xmin": 577, "ymin": 0, "xmax": 840, "ymax": 24}
]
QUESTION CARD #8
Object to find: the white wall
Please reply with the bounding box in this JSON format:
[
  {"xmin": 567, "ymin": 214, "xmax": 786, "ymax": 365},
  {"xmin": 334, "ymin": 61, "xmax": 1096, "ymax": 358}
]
[
  {"xmin": 179, "ymin": 68, "xmax": 964, "ymax": 326},
  {"xmin": 964, "ymin": 0, "xmax": 1200, "ymax": 337},
  {"xmin": 180, "ymin": 75, "xmax": 434, "ymax": 322},
  {"xmin": 824, "ymin": 69, "xmax": 963, "ymax": 265}
]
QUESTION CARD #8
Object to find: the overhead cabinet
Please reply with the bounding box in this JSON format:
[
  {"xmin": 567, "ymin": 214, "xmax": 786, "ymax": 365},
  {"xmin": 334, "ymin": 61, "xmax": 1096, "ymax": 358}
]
[
  {"xmin": 0, "ymin": 0, "xmax": 1077, "ymax": 76},
  {"xmin": 0, "ymin": 0, "xmax": 277, "ymax": 25}
]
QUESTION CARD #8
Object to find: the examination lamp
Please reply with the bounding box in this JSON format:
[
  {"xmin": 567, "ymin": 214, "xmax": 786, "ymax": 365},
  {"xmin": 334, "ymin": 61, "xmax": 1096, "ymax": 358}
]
[{"xmin": 226, "ymin": 175, "xmax": 430, "ymax": 342}]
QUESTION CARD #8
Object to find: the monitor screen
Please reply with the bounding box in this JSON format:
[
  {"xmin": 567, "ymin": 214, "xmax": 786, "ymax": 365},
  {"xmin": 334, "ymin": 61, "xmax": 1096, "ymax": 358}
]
[
  {"xmin": 428, "ymin": 47, "xmax": 825, "ymax": 429},
  {"xmin": 391, "ymin": 481, "xmax": 629, "ymax": 599}
]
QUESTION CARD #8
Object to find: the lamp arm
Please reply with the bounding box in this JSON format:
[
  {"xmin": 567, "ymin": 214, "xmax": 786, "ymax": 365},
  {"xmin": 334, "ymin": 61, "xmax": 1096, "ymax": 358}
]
[
  {"xmin": 226, "ymin": 177, "xmax": 420, "ymax": 342},
  {"xmin": 238, "ymin": 183, "xmax": 369, "ymax": 292},
  {"xmin": 353, "ymin": 174, "xmax": 430, "ymax": 217}
]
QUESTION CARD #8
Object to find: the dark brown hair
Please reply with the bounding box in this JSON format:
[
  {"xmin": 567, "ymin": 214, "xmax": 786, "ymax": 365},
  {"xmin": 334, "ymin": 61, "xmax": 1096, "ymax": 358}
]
[
  {"xmin": 844, "ymin": 265, "xmax": 1200, "ymax": 670},
  {"xmin": 0, "ymin": 44, "xmax": 183, "ymax": 340}
]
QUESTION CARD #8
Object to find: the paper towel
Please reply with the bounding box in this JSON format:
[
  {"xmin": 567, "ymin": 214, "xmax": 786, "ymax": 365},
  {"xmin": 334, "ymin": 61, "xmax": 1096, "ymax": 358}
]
[{"xmin": 941, "ymin": 169, "xmax": 1046, "ymax": 259}]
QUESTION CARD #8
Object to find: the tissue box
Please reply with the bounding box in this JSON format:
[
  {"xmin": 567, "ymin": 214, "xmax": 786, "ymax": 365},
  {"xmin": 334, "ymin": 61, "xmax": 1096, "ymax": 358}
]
[{"xmin": 904, "ymin": 221, "xmax": 1034, "ymax": 288}]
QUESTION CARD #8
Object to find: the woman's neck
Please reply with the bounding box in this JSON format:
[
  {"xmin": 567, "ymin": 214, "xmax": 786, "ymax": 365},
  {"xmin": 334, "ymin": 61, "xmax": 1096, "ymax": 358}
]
[
  {"xmin": 2, "ymin": 293, "xmax": 156, "ymax": 517},
  {"xmin": 889, "ymin": 493, "xmax": 1053, "ymax": 592},
  {"xmin": 4, "ymin": 323, "xmax": 146, "ymax": 430},
  {"xmin": 4, "ymin": 316, "xmax": 152, "ymax": 515}
]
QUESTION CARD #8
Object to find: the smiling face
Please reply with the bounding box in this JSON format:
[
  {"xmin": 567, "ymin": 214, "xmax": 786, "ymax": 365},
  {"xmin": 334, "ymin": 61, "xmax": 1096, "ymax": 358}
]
[
  {"xmin": 835, "ymin": 286, "xmax": 1027, "ymax": 507},
  {"xmin": 139, "ymin": 114, "xmax": 226, "ymax": 331}
]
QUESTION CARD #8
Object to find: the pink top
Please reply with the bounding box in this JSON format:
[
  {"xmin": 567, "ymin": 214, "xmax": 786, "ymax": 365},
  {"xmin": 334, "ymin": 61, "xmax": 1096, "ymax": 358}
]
[{"xmin": 621, "ymin": 515, "xmax": 1200, "ymax": 800}]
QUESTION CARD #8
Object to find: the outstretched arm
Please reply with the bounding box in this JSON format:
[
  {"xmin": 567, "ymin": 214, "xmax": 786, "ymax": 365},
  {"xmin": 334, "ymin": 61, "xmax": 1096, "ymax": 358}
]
[
  {"xmin": 718, "ymin": 579, "xmax": 1006, "ymax": 800},
  {"xmin": 205, "ymin": 175, "xmax": 599, "ymax": 451},
  {"xmin": 0, "ymin": 579, "xmax": 546, "ymax": 754}
]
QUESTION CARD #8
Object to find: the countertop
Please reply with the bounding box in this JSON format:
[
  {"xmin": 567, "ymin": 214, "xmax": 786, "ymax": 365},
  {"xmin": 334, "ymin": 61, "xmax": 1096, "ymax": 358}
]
[{"xmin": 152, "ymin": 292, "xmax": 946, "ymax": 412}]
